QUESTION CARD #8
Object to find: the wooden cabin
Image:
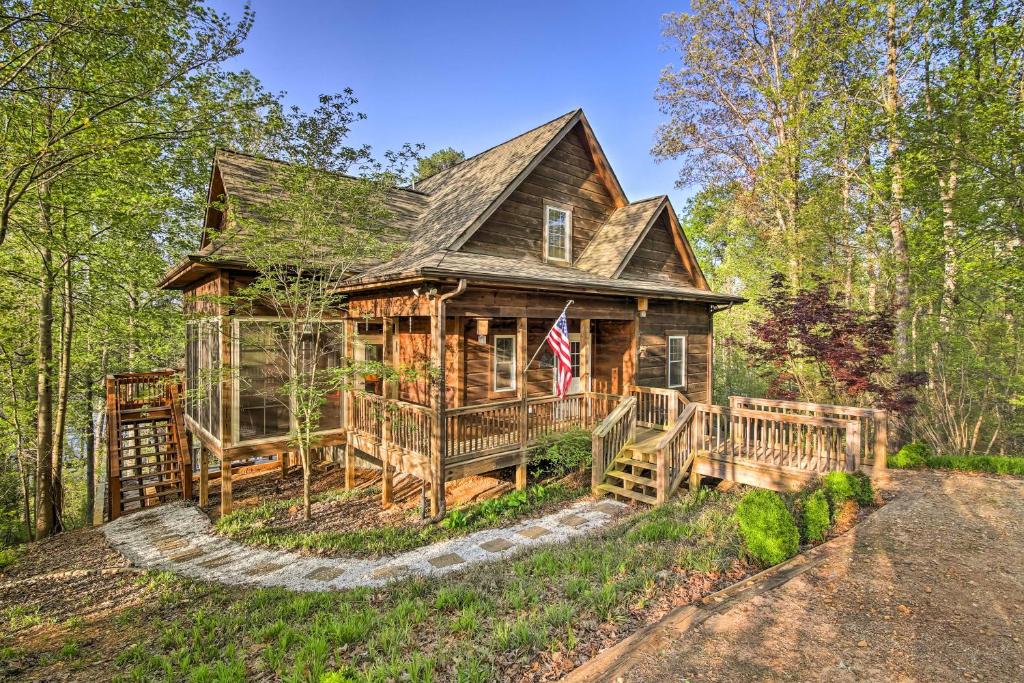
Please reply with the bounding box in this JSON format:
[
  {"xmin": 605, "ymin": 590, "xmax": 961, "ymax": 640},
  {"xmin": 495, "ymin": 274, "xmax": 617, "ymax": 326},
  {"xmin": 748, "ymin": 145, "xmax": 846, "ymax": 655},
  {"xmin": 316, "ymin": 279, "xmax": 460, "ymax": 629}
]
[{"xmin": 156, "ymin": 109, "xmax": 748, "ymax": 515}]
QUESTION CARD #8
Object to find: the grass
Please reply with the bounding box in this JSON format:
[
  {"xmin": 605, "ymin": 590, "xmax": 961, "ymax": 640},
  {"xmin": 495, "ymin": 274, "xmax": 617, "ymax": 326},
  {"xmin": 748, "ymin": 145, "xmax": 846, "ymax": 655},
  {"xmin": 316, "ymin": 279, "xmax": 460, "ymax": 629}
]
[
  {"xmin": 0, "ymin": 546, "xmax": 21, "ymax": 571},
  {"xmin": 888, "ymin": 452, "xmax": 1024, "ymax": 476},
  {"xmin": 89, "ymin": 487, "xmax": 745, "ymax": 682},
  {"xmin": 216, "ymin": 482, "xmax": 583, "ymax": 557}
]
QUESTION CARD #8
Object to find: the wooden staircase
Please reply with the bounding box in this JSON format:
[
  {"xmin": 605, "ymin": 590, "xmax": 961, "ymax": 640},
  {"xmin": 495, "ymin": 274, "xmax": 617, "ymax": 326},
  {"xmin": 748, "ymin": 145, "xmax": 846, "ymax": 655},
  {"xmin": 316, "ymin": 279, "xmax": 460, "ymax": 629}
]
[
  {"xmin": 592, "ymin": 390, "xmax": 697, "ymax": 505},
  {"xmin": 107, "ymin": 371, "xmax": 192, "ymax": 519}
]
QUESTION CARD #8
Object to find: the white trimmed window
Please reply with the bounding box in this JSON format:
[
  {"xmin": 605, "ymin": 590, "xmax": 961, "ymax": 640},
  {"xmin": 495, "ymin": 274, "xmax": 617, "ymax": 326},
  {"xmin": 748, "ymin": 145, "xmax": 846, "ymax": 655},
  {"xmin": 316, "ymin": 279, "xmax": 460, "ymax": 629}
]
[
  {"xmin": 544, "ymin": 203, "xmax": 572, "ymax": 263},
  {"xmin": 493, "ymin": 335, "xmax": 516, "ymax": 392},
  {"xmin": 667, "ymin": 335, "xmax": 686, "ymax": 388}
]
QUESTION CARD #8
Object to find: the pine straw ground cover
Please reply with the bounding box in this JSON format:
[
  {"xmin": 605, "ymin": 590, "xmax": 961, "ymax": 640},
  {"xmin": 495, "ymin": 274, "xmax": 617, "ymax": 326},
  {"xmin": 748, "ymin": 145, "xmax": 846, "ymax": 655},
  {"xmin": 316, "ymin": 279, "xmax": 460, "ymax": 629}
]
[{"xmin": 1, "ymin": 488, "xmax": 751, "ymax": 682}]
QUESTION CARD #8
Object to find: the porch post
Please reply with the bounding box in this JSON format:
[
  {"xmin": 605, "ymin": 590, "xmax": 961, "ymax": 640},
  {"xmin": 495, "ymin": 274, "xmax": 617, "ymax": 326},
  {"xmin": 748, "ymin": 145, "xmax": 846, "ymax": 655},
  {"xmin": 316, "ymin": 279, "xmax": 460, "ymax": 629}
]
[
  {"xmin": 623, "ymin": 311, "xmax": 639, "ymax": 394},
  {"xmin": 516, "ymin": 316, "xmax": 528, "ymax": 491},
  {"xmin": 580, "ymin": 318, "xmax": 591, "ymax": 410},
  {"xmin": 220, "ymin": 457, "xmax": 233, "ymax": 516},
  {"xmin": 198, "ymin": 445, "xmax": 209, "ymax": 506},
  {"xmin": 707, "ymin": 307, "xmax": 714, "ymax": 404},
  {"xmin": 279, "ymin": 451, "xmax": 289, "ymax": 479},
  {"xmin": 343, "ymin": 317, "xmax": 355, "ymax": 491},
  {"xmin": 381, "ymin": 411, "xmax": 393, "ymax": 507},
  {"xmin": 382, "ymin": 316, "xmax": 397, "ymax": 400}
]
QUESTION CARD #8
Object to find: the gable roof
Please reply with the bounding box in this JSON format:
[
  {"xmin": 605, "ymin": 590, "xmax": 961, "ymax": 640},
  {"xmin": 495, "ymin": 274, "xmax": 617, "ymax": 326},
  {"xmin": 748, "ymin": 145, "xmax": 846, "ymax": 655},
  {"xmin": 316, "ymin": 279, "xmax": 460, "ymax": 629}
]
[{"xmin": 161, "ymin": 109, "xmax": 737, "ymax": 303}]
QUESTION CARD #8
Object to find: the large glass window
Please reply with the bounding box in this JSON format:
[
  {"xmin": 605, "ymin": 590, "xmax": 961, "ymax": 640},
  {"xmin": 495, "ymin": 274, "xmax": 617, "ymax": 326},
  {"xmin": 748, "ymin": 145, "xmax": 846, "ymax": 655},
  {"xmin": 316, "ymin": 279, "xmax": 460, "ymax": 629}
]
[
  {"xmin": 235, "ymin": 320, "xmax": 346, "ymax": 443},
  {"xmin": 185, "ymin": 319, "xmax": 220, "ymax": 438},
  {"xmin": 493, "ymin": 335, "xmax": 516, "ymax": 392},
  {"xmin": 544, "ymin": 204, "xmax": 571, "ymax": 263},
  {"xmin": 668, "ymin": 335, "xmax": 686, "ymax": 388}
]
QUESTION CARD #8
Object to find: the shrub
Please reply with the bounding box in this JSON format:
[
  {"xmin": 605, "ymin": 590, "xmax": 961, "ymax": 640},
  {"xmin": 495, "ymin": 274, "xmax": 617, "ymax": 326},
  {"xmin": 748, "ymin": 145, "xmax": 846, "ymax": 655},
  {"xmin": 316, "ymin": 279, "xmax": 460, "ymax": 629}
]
[
  {"xmin": 529, "ymin": 428, "xmax": 592, "ymax": 477},
  {"xmin": 888, "ymin": 442, "xmax": 931, "ymax": 469},
  {"xmin": 851, "ymin": 472, "xmax": 875, "ymax": 506},
  {"xmin": 735, "ymin": 489, "xmax": 800, "ymax": 566},
  {"xmin": 925, "ymin": 455, "xmax": 1024, "ymax": 476},
  {"xmin": 799, "ymin": 490, "xmax": 830, "ymax": 543}
]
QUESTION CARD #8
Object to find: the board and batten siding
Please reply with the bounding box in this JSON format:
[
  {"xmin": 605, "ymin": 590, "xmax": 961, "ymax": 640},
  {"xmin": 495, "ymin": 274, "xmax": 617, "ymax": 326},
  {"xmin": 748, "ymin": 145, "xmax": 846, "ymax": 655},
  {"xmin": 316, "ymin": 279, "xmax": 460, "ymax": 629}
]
[
  {"xmin": 619, "ymin": 211, "xmax": 695, "ymax": 286},
  {"xmin": 637, "ymin": 300, "xmax": 711, "ymax": 402},
  {"xmin": 461, "ymin": 123, "xmax": 617, "ymax": 262}
]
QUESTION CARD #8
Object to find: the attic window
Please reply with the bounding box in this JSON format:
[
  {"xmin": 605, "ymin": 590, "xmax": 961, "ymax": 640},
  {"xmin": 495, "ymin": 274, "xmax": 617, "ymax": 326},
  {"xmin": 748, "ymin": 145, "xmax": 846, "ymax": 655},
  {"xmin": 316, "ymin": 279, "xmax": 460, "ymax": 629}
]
[{"xmin": 544, "ymin": 203, "xmax": 572, "ymax": 263}]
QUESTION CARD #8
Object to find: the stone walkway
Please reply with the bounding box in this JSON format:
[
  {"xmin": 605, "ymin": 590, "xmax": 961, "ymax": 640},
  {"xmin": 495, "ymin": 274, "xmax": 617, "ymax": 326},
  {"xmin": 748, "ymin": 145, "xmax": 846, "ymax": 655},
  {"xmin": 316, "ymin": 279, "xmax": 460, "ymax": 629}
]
[{"xmin": 103, "ymin": 498, "xmax": 626, "ymax": 592}]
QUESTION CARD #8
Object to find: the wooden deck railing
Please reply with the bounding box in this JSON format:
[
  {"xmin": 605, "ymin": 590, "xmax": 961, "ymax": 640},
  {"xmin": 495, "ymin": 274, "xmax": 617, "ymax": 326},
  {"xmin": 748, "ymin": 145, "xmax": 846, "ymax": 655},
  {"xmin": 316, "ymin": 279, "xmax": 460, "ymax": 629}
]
[
  {"xmin": 631, "ymin": 386, "xmax": 688, "ymax": 429},
  {"xmin": 591, "ymin": 395, "xmax": 637, "ymax": 492},
  {"xmin": 651, "ymin": 402, "xmax": 698, "ymax": 502},
  {"xmin": 696, "ymin": 404, "xmax": 862, "ymax": 473}
]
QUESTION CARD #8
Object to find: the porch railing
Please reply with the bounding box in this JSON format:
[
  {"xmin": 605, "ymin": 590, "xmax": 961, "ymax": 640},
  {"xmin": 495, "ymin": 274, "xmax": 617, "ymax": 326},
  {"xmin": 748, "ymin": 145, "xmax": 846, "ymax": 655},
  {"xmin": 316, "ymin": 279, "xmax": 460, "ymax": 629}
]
[
  {"xmin": 631, "ymin": 386, "xmax": 688, "ymax": 429},
  {"xmin": 651, "ymin": 402, "xmax": 698, "ymax": 502},
  {"xmin": 728, "ymin": 396, "xmax": 887, "ymax": 470},
  {"xmin": 590, "ymin": 395, "xmax": 637, "ymax": 492},
  {"xmin": 696, "ymin": 404, "xmax": 862, "ymax": 473}
]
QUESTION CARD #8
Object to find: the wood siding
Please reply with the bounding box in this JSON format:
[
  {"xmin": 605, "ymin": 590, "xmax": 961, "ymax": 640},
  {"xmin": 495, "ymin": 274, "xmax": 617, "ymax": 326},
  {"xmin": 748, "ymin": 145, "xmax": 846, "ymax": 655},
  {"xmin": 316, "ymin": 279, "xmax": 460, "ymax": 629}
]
[
  {"xmin": 637, "ymin": 300, "xmax": 711, "ymax": 402},
  {"xmin": 619, "ymin": 212, "xmax": 695, "ymax": 285},
  {"xmin": 461, "ymin": 123, "xmax": 617, "ymax": 264}
]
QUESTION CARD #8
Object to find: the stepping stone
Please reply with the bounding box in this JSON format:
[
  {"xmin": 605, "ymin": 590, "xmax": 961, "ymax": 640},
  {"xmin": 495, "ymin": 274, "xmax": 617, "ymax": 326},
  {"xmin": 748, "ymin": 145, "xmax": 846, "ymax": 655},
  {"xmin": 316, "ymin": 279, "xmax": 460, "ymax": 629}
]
[
  {"xmin": 155, "ymin": 537, "xmax": 188, "ymax": 552},
  {"xmin": 167, "ymin": 548, "xmax": 205, "ymax": 563},
  {"xmin": 518, "ymin": 526, "xmax": 551, "ymax": 540},
  {"xmin": 592, "ymin": 502, "xmax": 622, "ymax": 515},
  {"xmin": 428, "ymin": 552, "xmax": 465, "ymax": 568},
  {"xmin": 197, "ymin": 554, "xmax": 237, "ymax": 569},
  {"xmin": 306, "ymin": 566, "xmax": 344, "ymax": 582},
  {"xmin": 479, "ymin": 538, "xmax": 515, "ymax": 553},
  {"xmin": 371, "ymin": 564, "xmax": 408, "ymax": 579},
  {"xmin": 245, "ymin": 562, "xmax": 285, "ymax": 577},
  {"xmin": 560, "ymin": 514, "xmax": 589, "ymax": 528}
]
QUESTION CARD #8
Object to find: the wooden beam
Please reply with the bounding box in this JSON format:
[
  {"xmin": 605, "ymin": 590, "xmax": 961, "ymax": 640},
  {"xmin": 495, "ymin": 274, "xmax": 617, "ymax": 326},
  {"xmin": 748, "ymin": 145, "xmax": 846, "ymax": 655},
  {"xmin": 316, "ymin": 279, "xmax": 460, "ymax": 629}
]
[
  {"xmin": 452, "ymin": 316, "xmax": 465, "ymax": 407},
  {"xmin": 279, "ymin": 451, "xmax": 289, "ymax": 479},
  {"xmin": 220, "ymin": 457, "xmax": 233, "ymax": 516},
  {"xmin": 382, "ymin": 316, "xmax": 398, "ymax": 400},
  {"xmin": 429, "ymin": 307, "xmax": 442, "ymax": 517},
  {"xmin": 580, "ymin": 318, "xmax": 592, "ymax": 395},
  {"xmin": 344, "ymin": 442, "xmax": 355, "ymax": 490},
  {"xmin": 707, "ymin": 308, "xmax": 714, "ymax": 403},
  {"xmin": 198, "ymin": 446, "xmax": 209, "ymax": 506}
]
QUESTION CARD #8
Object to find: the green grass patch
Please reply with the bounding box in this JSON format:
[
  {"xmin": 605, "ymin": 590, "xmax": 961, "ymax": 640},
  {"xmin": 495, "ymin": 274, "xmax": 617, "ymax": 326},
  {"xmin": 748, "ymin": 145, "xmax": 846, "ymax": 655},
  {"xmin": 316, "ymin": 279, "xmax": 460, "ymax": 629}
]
[
  {"xmin": 96, "ymin": 488, "xmax": 745, "ymax": 682},
  {"xmin": 888, "ymin": 442, "xmax": 931, "ymax": 469},
  {"xmin": 0, "ymin": 546, "xmax": 21, "ymax": 571},
  {"xmin": 919, "ymin": 454, "xmax": 1024, "ymax": 475},
  {"xmin": 216, "ymin": 482, "xmax": 583, "ymax": 557}
]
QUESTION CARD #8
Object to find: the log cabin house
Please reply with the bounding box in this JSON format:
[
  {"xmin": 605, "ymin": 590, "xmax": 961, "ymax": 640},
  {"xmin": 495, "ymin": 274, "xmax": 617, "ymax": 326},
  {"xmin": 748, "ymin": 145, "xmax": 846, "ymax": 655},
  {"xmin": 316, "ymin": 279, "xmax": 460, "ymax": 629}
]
[{"xmin": 107, "ymin": 109, "xmax": 884, "ymax": 521}]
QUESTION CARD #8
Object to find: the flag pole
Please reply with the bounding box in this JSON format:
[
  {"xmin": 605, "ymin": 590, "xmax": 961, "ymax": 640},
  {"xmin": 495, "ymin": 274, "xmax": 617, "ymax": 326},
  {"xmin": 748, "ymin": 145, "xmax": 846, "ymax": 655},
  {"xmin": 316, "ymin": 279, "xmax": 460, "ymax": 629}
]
[{"xmin": 523, "ymin": 299, "xmax": 574, "ymax": 373}]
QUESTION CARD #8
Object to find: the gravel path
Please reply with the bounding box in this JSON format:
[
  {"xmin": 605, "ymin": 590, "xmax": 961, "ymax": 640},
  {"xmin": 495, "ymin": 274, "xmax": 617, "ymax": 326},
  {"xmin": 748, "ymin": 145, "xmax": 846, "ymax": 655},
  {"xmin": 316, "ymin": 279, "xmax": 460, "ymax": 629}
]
[
  {"xmin": 575, "ymin": 470, "xmax": 1024, "ymax": 682},
  {"xmin": 103, "ymin": 498, "xmax": 626, "ymax": 591}
]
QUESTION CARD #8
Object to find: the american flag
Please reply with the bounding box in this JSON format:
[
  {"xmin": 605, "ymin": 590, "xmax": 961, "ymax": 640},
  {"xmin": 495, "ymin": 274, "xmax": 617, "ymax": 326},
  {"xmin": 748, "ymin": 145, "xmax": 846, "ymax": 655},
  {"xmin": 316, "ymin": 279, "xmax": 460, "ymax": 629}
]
[{"xmin": 547, "ymin": 310, "xmax": 573, "ymax": 399}]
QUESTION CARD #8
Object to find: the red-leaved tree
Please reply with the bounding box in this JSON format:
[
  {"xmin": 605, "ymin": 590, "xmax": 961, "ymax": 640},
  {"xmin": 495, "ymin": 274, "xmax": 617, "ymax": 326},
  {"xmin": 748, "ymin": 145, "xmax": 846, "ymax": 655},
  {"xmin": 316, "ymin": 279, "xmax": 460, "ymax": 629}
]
[{"xmin": 747, "ymin": 274, "xmax": 925, "ymax": 412}]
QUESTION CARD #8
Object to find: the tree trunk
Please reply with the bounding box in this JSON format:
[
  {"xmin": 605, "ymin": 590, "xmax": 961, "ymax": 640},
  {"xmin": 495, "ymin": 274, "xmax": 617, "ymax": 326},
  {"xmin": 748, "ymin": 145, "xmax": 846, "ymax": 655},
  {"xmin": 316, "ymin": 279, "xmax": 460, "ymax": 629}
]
[
  {"xmin": 85, "ymin": 376, "xmax": 95, "ymax": 526},
  {"xmin": 301, "ymin": 443, "xmax": 311, "ymax": 521},
  {"xmin": 939, "ymin": 157, "xmax": 959, "ymax": 331},
  {"xmin": 885, "ymin": 0, "xmax": 911, "ymax": 365},
  {"xmin": 50, "ymin": 254, "xmax": 73, "ymax": 531},
  {"xmin": 35, "ymin": 249, "xmax": 54, "ymax": 539}
]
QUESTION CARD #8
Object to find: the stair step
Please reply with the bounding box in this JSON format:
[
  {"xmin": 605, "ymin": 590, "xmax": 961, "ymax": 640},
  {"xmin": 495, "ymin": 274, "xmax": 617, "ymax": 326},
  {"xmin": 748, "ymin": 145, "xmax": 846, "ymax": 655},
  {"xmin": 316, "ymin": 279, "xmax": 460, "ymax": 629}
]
[
  {"xmin": 119, "ymin": 447, "xmax": 179, "ymax": 458},
  {"xmin": 117, "ymin": 464, "xmax": 182, "ymax": 477},
  {"xmin": 118, "ymin": 479, "xmax": 183, "ymax": 495},
  {"xmin": 605, "ymin": 469, "xmax": 656, "ymax": 486},
  {"xmin": 614, "ymin": 456, "xmax": 657, "ymax": 470},
  {"xmin": 597, "ymin": 483, "xmax": 658, "ymax": 505}
]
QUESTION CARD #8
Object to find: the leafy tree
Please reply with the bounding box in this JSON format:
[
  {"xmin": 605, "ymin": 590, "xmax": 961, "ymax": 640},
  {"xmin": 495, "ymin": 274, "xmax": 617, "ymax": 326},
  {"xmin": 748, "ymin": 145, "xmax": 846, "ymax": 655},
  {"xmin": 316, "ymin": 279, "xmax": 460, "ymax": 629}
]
[
  {"xmin": 414, "ymin": 147, "xmax": 464, "ymax": 183},
  {"xmin": 214, "ymin": 92, "xmax": 421, "ymax": 521}
]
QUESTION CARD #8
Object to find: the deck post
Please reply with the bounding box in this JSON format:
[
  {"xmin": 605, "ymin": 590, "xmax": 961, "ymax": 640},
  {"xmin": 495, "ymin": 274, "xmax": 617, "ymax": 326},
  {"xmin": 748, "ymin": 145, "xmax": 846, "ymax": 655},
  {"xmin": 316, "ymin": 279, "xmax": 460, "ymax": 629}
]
[
  {"xmin": 220, "ymin": 457, "xmax": 233, "ymax": 516},
  {"xmin": 382, "ymin": 317, "xmax": 398, "ymax": 400},
  {"xmin": 198, "ymin": 445, "xmax": 209, "ymax": 506},
  {"xmin": 344, "ymin": 442, "xmax": 355, "ymax": 490},
  {"xmin": 873, "ymin": 411, "xmax": 888, "ymax": 473},
  {"xmin": 381, "ymin": 411, "xmax": 393, "ymax": 507},
  {"xmin": 429, "ymin": 308, "xmax": 442, "ymax": 517},
  {"xmin": 580, "ymin": 319, "xmax": 591, "ymax": 396},
  {"xmin": 105, "ymin": 375, "xmax": 121, "ymax": 520},
  {"xmin": 279, "ymin": 451, "xmax": 289, "ymax": 479},
  {"xmin": 516, "ymin": 316, "xmax": 529, "ymax": 491},
  {"xmin": 845, "ymin": 420, "xmax": 861, "ymax": 471}
]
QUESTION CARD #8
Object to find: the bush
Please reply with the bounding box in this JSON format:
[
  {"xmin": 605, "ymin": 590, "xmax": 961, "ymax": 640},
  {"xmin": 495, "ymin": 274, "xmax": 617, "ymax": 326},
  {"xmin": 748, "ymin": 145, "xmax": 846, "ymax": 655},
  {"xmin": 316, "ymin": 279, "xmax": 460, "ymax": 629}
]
[
  {"xmin": 925, "ymin": 455, "xmax": 1024, "ymax": 476},
  {"xmin": 800, "ymin": 490, "xmax": 830, "ymax": 543},
  {"xmin": 888, "ymin": 442, "xmax": 931, "ymax": 469},
  {"xmin": 821, "ymin": 471, "xmax": 856, "ymax": 507},
  {"xmin": 735, "ymin": 489, "xmax": 800, "ymax": 566},
  {"xmin": 529, "ymin": 429, "xmax": 592, "ymax": 477}
]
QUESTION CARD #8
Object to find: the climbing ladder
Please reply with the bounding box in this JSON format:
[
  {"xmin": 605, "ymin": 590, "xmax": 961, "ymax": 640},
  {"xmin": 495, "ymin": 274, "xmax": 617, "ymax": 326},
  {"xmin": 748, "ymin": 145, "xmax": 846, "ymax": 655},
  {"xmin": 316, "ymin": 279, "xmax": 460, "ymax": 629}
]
[{"xmin": 106, "ymin": 371, "xmax": 192, "ymax": 519}]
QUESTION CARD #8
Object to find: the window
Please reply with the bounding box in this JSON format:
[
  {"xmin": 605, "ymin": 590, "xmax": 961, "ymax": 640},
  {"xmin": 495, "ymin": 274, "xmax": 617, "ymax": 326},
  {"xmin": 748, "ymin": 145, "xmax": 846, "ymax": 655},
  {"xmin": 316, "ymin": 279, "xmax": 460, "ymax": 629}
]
[
  {"xmin": 668, "ymin": 335, "xmax": 686, "ymax": 388},
  {"xmin": 493, "ymin": 335, "xmax": 516, "ymax": 392},
  {"xmin": 236, "ymin": 321, "xmax": 291, "ymax": 441},
  {"xmin": 544, "ymin": 203, "xmax": 572, "ymax": 263},
  {"xmin": 185, "ymin": 319, "xmax": 220, "ymax": 438}
]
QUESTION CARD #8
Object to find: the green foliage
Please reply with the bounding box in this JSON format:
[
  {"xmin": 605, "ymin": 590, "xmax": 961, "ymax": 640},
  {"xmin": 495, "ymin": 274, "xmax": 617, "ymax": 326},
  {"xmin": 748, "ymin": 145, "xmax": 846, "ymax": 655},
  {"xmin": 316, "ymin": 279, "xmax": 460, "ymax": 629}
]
[
  {"xmin": 921, "ymin": 455, "xmax": 1024, "ymax": 476},
  {"xmin": 414, "ymin": 147, "xmax": 465, "ymax": 182},
  {"xmin": 821, "ymin": 471, "xmax": 874, "ymax": 508},
  {"xmin": 734, "ymin": 489, "xmax": 800, "ymax": 566},
  {"xmin": 888, "ymin": 442, "xmax": 932, "ymax": 469},
  {"xmin": 528, "ymin": 429, "xmax": 592, "ymax": 478},
  {"xmin": 799, "ymin": 490, "xmax": 830, "ymax": 543}
]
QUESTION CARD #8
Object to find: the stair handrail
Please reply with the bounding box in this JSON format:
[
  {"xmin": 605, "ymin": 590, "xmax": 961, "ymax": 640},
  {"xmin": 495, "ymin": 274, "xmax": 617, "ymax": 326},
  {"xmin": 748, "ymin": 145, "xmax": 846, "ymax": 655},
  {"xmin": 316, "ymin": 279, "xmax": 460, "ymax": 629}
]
[
  {"xmin": 166, "ymin": 377, "xmax": 193, "ymax": 501},
  {"xmin": 591, "ymin": 395, "xmax": 637, "ymax": 494},
  {"xmin": 652, "ymin": 402, "xmax": 699, "ymax": 503}
]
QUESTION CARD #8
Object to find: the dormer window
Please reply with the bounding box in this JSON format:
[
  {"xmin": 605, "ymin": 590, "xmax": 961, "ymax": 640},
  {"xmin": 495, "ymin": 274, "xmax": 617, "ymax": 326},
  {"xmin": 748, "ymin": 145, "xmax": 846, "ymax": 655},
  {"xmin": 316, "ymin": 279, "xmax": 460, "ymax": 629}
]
[{"xmin": 544, "ymin": 203, "xmax": 572, "ymax": 263}]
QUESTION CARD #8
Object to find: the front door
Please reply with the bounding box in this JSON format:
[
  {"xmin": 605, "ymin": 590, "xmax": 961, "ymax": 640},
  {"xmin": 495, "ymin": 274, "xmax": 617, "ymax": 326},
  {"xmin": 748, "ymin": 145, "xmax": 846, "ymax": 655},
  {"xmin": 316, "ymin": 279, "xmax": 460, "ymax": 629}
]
[{"xmin": 553, "ymin": 332, "xmax": 586, "ymax": 395}]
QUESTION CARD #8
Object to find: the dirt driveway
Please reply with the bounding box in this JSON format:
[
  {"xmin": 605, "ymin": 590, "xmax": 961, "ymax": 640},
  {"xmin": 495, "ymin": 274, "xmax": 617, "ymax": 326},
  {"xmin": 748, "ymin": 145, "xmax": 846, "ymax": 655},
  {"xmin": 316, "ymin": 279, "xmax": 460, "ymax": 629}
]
[{"xmin": 579, "ymin": 470, "xmax": 1024, "ymax": 682}]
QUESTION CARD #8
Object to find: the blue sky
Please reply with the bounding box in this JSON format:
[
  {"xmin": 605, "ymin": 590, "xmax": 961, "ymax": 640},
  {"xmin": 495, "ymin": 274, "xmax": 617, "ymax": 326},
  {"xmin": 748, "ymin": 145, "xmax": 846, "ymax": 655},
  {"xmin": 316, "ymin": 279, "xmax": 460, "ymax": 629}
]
[{"xmin": 209, "ymin": 0, "xmax": 697, "ymax": 206}]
